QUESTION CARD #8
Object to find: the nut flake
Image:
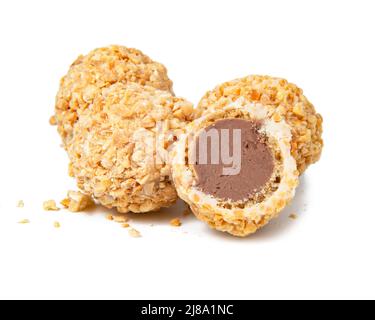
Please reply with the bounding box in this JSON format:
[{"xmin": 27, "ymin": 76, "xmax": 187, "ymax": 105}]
[
  {"xmin": 289, "ymin": 213, "xmax": 298, "ymax": 220},
  {"xmin": 43, "ymin": 200, "xmax": 60, "ymax": 211},
  {"xmin": 113, "ymin": 215, "xmax": 129, "ymax": 223},
  {"xmin": 170, "ymin": 218, "xmax": 182, "ymax": 227},
  {"xmin": 54, "ymin": 221, "xmax": 61, "ymax": 228},
  {"xmin": 18, "ymin": 219, "xmax": 30, "ymax": 224},
  {"xmin": 128, "ymin": 228, "xmax": 142, "ymax": 238},
  {"xmin": 64, "ymin": 191, "xmax": 94, "ymax": 212},
  {"xmin": 17, "ymin": 200, "xmax": 25, "ymax": 208}
]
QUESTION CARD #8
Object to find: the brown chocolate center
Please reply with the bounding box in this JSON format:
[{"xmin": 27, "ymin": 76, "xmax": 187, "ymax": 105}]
[{"xmin": 192, "ymin": 119, "xmax": 275, "ymax": 202}]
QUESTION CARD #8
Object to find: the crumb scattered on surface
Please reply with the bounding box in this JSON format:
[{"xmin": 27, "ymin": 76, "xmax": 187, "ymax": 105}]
[
  {"xmin": 122, "ymin": 223, "xmax": 130, "ymax": 228},
  {"xmin": 18, "ymin": 219, "xmax": 30, "ymax": 224},
  {"xmin": 170, "ymin": 218, "xmax": 182, "ymax": 227},
  {"xmin": 129, "ymin": 228, "xmax": 141, "ymax": 238},
  {"xmin": 106, "ymin": 214, "xmax": 114, "ymax": 221},
  {"xmin": 289, "ymin": 213, "xmax": 298, "ymax": 220},
  {"xmin": 113, "ymin": 215, "xmax": 129, "ymax": 223},
  {"xmin": 43, "ymin": 200, "xmax": 60, "ymax": 211},
  {"xmin": 64, "ymin": 191, "xmax": 94, "ymax": 212},
  {"xmin": 54, "ymin": 221, "xmax": 61, "ymax": 228},
  {"xmin": 60, "ymin": 198, "xmax": 70, "ymax": 208},
  {"xmin": 17, "ymin": 200, "xmax": 24, "ymax": 208},
  {"xmin": 49, "ymin": 115, "xmax": 57, "ymax": 126}
]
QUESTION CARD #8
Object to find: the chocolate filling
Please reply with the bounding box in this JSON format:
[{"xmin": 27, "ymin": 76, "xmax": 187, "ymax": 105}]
[{"xmin": 193, "ymin": 119, "xmax": 275, "ymax": 202}]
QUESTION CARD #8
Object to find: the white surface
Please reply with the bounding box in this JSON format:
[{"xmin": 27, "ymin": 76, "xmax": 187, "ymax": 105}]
[{"xmin": 0, "ymin": 0, "xmax": 374, "ymax": 300}]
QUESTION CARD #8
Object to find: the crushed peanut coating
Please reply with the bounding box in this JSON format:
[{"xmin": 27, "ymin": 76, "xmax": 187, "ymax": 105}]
[
  {"xmin": 49, "ymin": 116, "xmax": 57, "ymax": 126},
  {"xmin": 68, "ymin": 83, "xmax": 193, "ymax": 213},
  {"xmin": 64, "ymin": 191, "xmax": 94, "ymax": 212},
  {"xmin": 196, "ymin": 75, "xmax": 323, "ymax": 174},
  {"xmin": 55, "ymin": 45, "xmax": 174, "ymax": 145},
  {"xmin": 43, "ymin": 200, "xmax": 60, "ymax": 211}
]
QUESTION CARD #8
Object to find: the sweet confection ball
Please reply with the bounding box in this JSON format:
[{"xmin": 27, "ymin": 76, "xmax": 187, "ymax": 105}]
[
  {"xmin": 172, "ymin": 75, "xmax": 323, "ymax": 236},
  {"xmin": 68, "ymin": 82, "xmax": 193, "ymax": 213},
  {"xmin": 55, "ymin": 45, "xmax": 174, "ymax": 145}
]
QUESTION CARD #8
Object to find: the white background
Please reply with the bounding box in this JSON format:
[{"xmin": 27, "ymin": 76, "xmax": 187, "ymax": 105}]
[{"xmin": 0, "ymin": 0, "xmax": 374, "ymax": 300}]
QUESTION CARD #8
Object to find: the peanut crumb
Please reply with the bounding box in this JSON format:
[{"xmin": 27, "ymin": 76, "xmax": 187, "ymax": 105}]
[
  {"xmin": 289, "ymin": 213, "xmax": 298, "ymax": 220},
  {"xmin": 106, "ymin": 214, "xmax": 114, "ymax": 221},
  {"xmin": 49, "ymin": 115, "xmax": 57, "ymax": 126},
  {"xmin": 17, "ymin": 200, "xmax": 24, "ymax": 208},
  {"xmin": 60, "ymin": 198, "xmax": 70, "ymax": 208},
  {"xmin": 122, "ymin": 223, "xmax": 130, "ymax": 228},
  {"xmin": 43, "ymin": 200, "xmax": 60, "ymax": 211},
  {"xmin": 170, "ymin": 218, "xmax": 182, "ymax": 227},
  {"xmin": 129, "ymin": 228, "xmax": 141, "ymax": 238},
  {"xmin": 54, "ymin": 221, "xmax": 61, "ymax": 228},
  {"xmin": 18, "ymin": 219, "xmax": 30, "ymax": 224},
  {"xmin": 113, "ymin": 215, "xmax": 129, "ymax": 223},
  {"xmin": 65, "ymin": 191, "xmax": 94, "ymax": 212}
]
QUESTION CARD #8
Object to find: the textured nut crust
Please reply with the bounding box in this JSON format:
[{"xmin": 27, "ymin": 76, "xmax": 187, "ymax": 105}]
[
  {"xmin": 172, "ymin": 100, "xmax": 299, "ymax": 237},
  {"xmin": 68, "ymin": 83, "xmax": 193, "ymax": 214},
  {"xmin": 196, "ymin": 75, "xmax": 323, "ymax": 174},
  {"xmin": 55, "ymin": 45, "xmax": 174, "ymax": 145}
]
